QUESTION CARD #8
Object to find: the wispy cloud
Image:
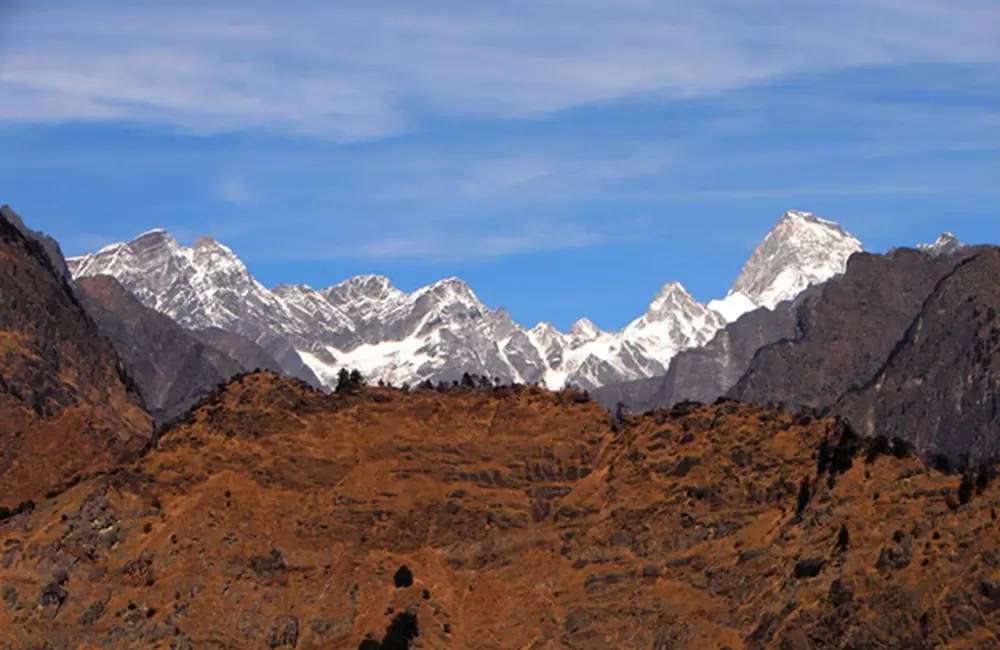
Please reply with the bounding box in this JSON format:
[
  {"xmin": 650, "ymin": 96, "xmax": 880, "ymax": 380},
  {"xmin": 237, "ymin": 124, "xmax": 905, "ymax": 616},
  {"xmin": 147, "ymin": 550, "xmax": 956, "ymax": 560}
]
[
  {"xmin": 1, "ymin": 1, "xmax": 997, "ymax": 140},
  {"xmin": 212, "ymin": 174, "xmax": 257, "ymax": 206},
  {"xmin": 246, "ymin": 215, "xmax": 656, "ymax": 263}
]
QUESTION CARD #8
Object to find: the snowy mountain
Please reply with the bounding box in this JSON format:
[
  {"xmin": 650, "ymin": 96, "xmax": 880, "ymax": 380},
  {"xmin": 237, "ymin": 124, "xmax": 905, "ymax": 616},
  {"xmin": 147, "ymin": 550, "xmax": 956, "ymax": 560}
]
[
  {"xmin": 710, "ymin": 210, "xmax": 864, "ymax": 321},
  {"xmin": 67, "ymin": 210, "xmax": 863, "ymax": 391},
  {"xmin": 917, "ymin": 232, "xmax": 964, "ymax": 257}
]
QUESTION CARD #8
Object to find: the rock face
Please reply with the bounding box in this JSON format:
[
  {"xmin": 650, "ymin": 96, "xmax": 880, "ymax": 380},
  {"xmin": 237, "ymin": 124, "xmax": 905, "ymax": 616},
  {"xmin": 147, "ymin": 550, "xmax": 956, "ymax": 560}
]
[
  {"xmin": 730, "ymin": 247, "xmax": 979, "ymax": 411},
  {"xmin": 75, "ymin": 275, "xmax": 279, "ymax": 424},
  {"xmin": 193, "ymin": 327, "xmax": 284, "ymax": 376},
  {"xmin": 0, "ymin": 205, "xmax": 72, "ymax": 281},
  {"xmin": 67, "ymin": 211, "xmax": 861, "ymax": 390},
  {"xmin": 592, "ymin": 298, "xmax": 803, "ymax": 412},
  {"xmin": 0, "ymin": 215, "xmax": 151, "ymax": 503},
  {"xmin": 839, "ymin": 248, "xmax": 1000, "ymax": 466},
  {"xmin": 3, "ymin": 375, "xmax": 1000, "ymax": 648}
]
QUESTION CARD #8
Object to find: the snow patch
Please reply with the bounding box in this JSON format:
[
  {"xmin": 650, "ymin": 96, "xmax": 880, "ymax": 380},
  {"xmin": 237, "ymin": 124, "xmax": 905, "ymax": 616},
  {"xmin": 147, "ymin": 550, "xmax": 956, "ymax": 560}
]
[{"xmin": 708, "ymin": 292, "xmax": 758, "ymax": 323}]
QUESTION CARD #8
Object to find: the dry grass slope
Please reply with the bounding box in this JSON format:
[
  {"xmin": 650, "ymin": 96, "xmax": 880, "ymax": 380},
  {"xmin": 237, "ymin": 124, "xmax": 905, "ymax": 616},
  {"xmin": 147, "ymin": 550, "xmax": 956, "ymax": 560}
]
[{"xmin": 1, "ymin": 375, "xmax": 999, "ymax": 649}]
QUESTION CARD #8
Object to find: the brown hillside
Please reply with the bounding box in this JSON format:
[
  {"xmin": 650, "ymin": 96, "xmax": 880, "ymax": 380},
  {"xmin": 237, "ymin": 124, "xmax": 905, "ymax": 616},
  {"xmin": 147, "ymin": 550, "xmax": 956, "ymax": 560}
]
[
  {"xmin": 2, "ymin": 376, "xmax": 1000, "ymax": 649},
  {"xmin": 0, "ymin": 217, "xmax": 151, "ymax": 504}
]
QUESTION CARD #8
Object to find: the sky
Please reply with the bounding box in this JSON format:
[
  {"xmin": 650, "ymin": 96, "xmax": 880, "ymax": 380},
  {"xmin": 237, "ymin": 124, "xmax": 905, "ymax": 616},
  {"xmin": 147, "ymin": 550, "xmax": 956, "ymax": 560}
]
[{"xmin": 0, "ymin": 0, "xmax": 997, "ymax": 331}]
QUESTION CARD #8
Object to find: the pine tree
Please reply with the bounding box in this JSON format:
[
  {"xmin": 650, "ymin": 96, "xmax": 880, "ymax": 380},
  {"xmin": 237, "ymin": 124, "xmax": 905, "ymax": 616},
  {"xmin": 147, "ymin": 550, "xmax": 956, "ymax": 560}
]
[{"xmin": 336, "ymin": 368, "xmax": 351, "ymax": 393}]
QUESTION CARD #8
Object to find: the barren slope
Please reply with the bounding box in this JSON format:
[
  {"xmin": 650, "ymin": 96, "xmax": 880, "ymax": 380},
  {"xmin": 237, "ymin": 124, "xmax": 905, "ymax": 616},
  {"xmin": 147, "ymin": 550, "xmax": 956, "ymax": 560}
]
[
  {"xmin": 0, "ymin": 217, "xmax": 151, "ymax": 504},
  {"xmin": 2, "ymin": 375, "xmax": 1000, "ymax": 648}
]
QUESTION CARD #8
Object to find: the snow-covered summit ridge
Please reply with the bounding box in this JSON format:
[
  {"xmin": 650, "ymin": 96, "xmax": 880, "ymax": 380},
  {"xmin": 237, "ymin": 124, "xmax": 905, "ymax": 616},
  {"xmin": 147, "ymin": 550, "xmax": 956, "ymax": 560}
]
[
  {"xmin": 917, "ymin": 232, "xmax": 964, "ymax": 257},
  {"xmin": 67, "ymin": 209, "xmax": 862, "ymax": 390},
  {"xmin": 723, "ymin": 209, "xmax": 863, "ymax": 314}
]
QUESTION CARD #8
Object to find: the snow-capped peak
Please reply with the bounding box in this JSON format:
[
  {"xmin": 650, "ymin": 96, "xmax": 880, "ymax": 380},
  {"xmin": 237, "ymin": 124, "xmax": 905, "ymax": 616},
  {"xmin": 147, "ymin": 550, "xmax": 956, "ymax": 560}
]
[
  {"xmin": 66, "ymin": 208, "xmax": 867, "ymax": 393},
  {"xmin": 917, "ymin": 232, "xmax": 964, "ymax": 257},
  {"xmin": 726, "ymin": 210, "xmax": 863, "ymax": 310},
  {"xmin": 570, "ymin": 318, "xmax": 602, "ymax": 344},
  {"xmin": 647, "ymin": 281, "xmax": 698, "ymax": 318}
]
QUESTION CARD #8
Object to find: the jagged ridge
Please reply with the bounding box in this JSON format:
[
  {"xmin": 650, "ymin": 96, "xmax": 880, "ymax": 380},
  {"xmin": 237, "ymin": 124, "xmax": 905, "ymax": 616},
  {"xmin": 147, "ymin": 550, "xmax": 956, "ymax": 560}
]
[{"xmin": 67, "ymin": 211, "xmax": 862, "ymax": 390}]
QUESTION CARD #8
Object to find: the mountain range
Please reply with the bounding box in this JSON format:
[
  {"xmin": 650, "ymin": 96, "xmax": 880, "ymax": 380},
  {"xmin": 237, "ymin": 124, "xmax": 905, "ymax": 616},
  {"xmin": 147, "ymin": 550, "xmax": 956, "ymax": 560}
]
[
  {"xmin": 66, "ymin": 210, "xmax": 863, "ymax": 392},
  {"xmin": 6, "ymin": 201, "xmax": 1000, "ymax": 648}
]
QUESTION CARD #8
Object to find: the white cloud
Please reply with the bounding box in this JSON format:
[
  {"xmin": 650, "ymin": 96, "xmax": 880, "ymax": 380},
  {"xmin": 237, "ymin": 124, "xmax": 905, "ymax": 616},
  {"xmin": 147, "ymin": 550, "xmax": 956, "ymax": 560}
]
[
  {"xmin": 0, "ymin": 1, "xmax": 997, "ymax": 140},
  {"xmin": 212, "ymin": 175, "xmax": 257, "ymax": 206},
  {"xmin": 244, "ymin": 215, "xmax": 656, "ymax": 263}
]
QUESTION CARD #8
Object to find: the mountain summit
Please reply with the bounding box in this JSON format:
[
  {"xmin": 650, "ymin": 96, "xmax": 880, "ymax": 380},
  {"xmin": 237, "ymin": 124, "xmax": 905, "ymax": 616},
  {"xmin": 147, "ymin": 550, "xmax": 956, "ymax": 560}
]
[
  {"xmin": 711, "ymin": 210, "xmax": 863, "ymax": 320},
  {"xmin": 67, "ymin": 210, "xmax": 861, "ymax": 390}
]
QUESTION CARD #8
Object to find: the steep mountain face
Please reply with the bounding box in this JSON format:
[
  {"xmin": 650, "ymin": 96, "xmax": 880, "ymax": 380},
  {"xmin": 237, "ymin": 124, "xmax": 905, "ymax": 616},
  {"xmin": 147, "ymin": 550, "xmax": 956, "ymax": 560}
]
[
  {"xmin": 596, "ymin": 232, "xmax": 968, "ymax": 415},
  {"xmin": 711, "ymin": 210, "xmax": 863, "ymax": 319},
  {"xmin": 4, "ymin": 375, "xmax": 1000, "ymax": 648},
  {"xmin": 0, "ymin": 215, "xmax": 151, "ymax": 503},
  {"xmin": 75, "ymin": 275, "xmax": 277, "ymax": 424},
  {"xmin": 66, "ymin": 231, "xmax": 323, "ymax": 386},
  {"xmin": 839, "ymin": 248, "xmax": 1000, "ymax": 466},
  {"xmin": 193, "ymin": 327, "xmax": 284, "ymax": 376},
  {"xmin": 67, "ymin": 210, "xmax": 861, "ymax": 390},
  {"xmin": 592, "ymin": 298, "xmax": 802, "ymax": 412},
  {"xmin": 729, "ymin": 247, "xmax": 980, "ymax": 411},
  {"xmin": 0, "ymin": 205, "xmax": 71, "ymax": 281}
]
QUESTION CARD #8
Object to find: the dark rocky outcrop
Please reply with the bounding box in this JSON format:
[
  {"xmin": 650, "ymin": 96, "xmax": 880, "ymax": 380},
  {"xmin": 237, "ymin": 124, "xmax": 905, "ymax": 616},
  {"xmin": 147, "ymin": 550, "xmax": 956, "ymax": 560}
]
[
  {"xmin": 75, "ymin": 275, "xmax": 265, "ymax": 424},
  {"xmin": 839, "ymin": 248, "xmax": 1000, "ymax": 466},
  {"xmin": 0, "ymin": 213, "xmax": 151, "ymax": 502},
  {"xmin": 0, "ymin": 205, "xmax": 71, "ymax": 282},
  {"xmin": 729, "ymin": 247, "xmax": 979, "ymax": 410},
  {"xmin": 194, "ymin": 327, "xmax": 284, "ymax": 376}
]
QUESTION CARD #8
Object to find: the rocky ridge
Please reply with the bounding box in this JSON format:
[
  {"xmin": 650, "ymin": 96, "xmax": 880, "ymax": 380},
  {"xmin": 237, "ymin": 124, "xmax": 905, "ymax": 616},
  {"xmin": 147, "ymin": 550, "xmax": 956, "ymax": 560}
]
[
  {"xmin": 0, "ymin": 213, "xmax": 151, "ymax": 504},
  {"xmin": 75, "ymin": 275, "xmax": 282, "ymax": 424},
  {"xmin": 67, "ymin": 211, "xmax": 862, "ymax": 390}
]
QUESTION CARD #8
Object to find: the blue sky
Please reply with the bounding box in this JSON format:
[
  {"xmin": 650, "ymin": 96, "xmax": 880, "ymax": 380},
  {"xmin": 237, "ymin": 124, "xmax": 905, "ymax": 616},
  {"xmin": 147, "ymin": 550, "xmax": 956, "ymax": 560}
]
[{"xmin": 0, "ymin": 0, "xmax": 997, "ymax": 331}]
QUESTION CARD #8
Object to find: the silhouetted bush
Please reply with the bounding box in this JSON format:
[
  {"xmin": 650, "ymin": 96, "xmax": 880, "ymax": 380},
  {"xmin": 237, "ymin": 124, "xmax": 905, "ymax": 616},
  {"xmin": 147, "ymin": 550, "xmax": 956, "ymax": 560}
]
[
  {"xmin": 336, "ymin": 368, "xmax": 365, "ymax": 394},
  {"xmin": 865, "ymin": 435, "xmax": 890, "ymax": 464},
  {"xmin": 393, "ymin": 565, "xmax": 414, "ymax": 588},
  {"xmin": 358, "ymin": 611, "xmax": 420, "ymax": 650},
  {"xmin": 817, "ymin": 437, "xmax": 830, "ymax": 477},
  {"xmin": 0, "ymin": 506, "xmax": 10, "ymax": 521},
  {"xmin": 794, "ymin": 558, "xmax": 825, "ymax": 579},
  {"xmin": 816, "ymin": 420, "xmax": 863, "ymax": 488},
  {"xmin": 959, "ymin": 472, "xmax": 975, "ymax": 505},
  {"xmin": 796, "ymin": 477, "xmax": 811, "ymax": 518},
  {"xmin": 612, "ymin": 402, "xmax": 629, "ymax": 432},
  {"xmin": 836, "ymin": 524, "xmax": 850, "ymax": 552},
  {"xmin": 930, "ymin": 453, "xmax": 952, "ymax": 474},
  {"xmin": 382, "ymin": 612, "xmax": 419, "ymax": 650},
  {"xmin": 889, "ymin": 437, "xmax": 911, "ymax": 459},
  {"xmin": 976, "ymin": 465, "xmax": 997, "ymax": 495}
]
